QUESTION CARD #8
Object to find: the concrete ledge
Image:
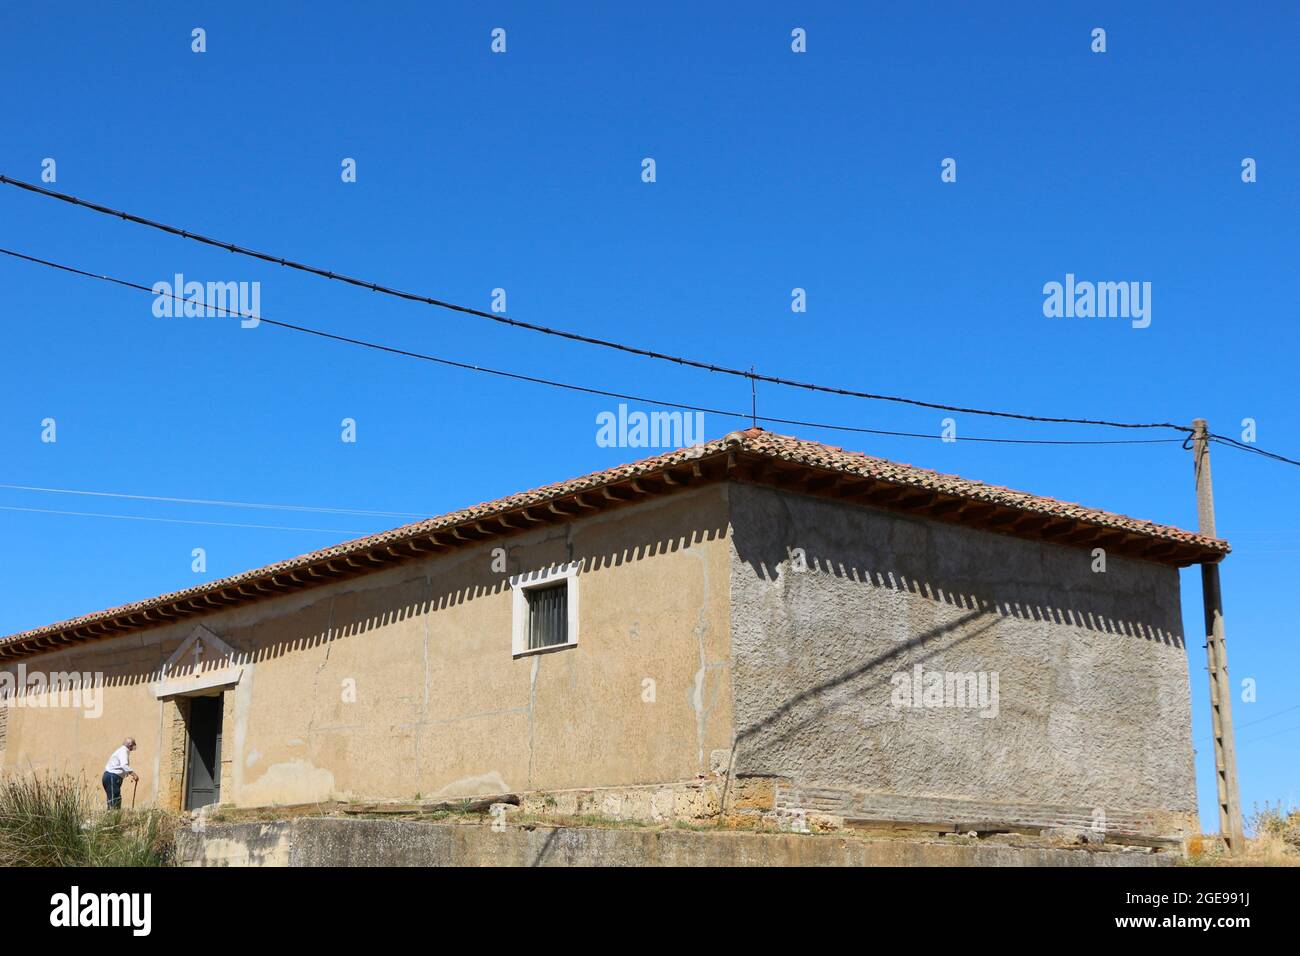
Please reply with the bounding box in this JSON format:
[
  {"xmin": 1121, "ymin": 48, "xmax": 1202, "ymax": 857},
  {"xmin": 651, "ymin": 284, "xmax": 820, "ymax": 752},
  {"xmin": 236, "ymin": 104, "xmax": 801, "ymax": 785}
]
[{"xmin": 177, "ymin": 817, "xmax": 1179, "ymax": 867}]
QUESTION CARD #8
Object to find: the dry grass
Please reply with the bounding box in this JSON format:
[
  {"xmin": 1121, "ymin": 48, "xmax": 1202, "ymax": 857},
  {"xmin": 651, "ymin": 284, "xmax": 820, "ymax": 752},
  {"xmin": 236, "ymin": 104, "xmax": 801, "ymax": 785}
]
[
  {"xmin": 0, "ymin": 772, "xmax": 178, "ymax": 867},
  {"xmin": 1249, "ymin": 802, "xmax": 1300, "ymax": 847},
  {"xmin": 1182, "ymin": 803, "xmax": 1300, "ymax": 866},
  {"xmin": 1244, "ymin": 803, "xmax": 1300, "ymax": 865},
  {"xmin": 513, "ymin": 812, "xmax": 656, "ymax": 830}
]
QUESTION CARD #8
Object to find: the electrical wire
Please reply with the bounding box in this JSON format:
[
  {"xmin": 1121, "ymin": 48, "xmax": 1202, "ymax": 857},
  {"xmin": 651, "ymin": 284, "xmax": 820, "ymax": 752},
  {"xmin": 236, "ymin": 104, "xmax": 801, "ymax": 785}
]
[
  {"xmin": 1239, "ymin": 721, "xmax": 1300, "ymax": 746},
  {"xmin": 0, "ymin": 504, "xmax": 367, "ymax": 535},
  {"xmin": 1237, "ymin": 702, "xmax": 1300, "ymax": 731},
  {"xmin": 0, "ymin": 482, "xmax": 427, "ymax": 519},
  {"xmin": 0, "ymin": 246, "xmax": 1184, "ymax": 448},
  {"xmin": 1210, "ymin": 435, "xmax": 1300, "ymax": 468},
  {"xmin": 0, "ymin": 174, "xmax": 1192, "ymax": 433}
]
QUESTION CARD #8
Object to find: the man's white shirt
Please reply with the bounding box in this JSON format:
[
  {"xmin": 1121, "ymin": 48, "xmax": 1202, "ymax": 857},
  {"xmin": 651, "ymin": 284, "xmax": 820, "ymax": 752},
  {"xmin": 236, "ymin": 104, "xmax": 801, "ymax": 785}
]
[{"xmin": 105, "ymin": 745, "xmax": 133, "ymax": 776}]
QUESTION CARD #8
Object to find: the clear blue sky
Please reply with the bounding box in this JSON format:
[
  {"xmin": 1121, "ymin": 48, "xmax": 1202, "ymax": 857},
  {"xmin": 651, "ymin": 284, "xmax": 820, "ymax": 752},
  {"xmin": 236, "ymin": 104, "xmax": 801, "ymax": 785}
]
[{"xmin": 1, "ymin": 2, "xmax": 1295, "ymax": 832}]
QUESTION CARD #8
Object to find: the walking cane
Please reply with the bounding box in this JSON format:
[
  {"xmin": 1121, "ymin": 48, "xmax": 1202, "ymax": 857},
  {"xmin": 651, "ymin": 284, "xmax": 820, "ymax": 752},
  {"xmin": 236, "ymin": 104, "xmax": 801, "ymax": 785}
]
[{"xmin": 130, "ymin": 776, "xmax": 138, "ymax": 811}]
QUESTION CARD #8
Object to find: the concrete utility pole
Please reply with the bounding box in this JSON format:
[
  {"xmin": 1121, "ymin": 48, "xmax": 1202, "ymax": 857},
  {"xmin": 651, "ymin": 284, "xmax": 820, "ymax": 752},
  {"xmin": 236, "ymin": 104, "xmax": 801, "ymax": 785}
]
[{"xmin": 1191, "ymin": 419, "xmax": 1245, "ymax": 853}]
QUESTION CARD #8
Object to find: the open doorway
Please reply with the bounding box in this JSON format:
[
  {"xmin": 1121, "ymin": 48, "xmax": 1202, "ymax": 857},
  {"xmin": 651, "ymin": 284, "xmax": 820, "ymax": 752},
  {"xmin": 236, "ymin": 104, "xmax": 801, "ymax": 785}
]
[{"xmin": 184, "ymin": 693, "xmax": 224, "ymax": 810}]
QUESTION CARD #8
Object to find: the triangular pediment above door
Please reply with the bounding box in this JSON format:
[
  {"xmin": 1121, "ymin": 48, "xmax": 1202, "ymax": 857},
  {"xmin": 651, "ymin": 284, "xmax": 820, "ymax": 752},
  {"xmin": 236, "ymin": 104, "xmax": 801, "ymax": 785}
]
[{"xmin": 152, "ymin": 624, "xmax": 244, "ymax": 699}]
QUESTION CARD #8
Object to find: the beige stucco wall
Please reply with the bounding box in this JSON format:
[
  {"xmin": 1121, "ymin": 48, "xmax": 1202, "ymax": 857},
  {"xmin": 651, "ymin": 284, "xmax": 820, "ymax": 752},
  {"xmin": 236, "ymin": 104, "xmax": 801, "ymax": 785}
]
[{"xmin": 0, "ymin": 484, "xmax": 734, "ymax": 809}]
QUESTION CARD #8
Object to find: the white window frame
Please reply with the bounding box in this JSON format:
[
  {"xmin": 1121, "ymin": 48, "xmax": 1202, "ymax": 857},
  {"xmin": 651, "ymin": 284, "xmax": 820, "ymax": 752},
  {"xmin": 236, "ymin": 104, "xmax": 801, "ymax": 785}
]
[{"xmin": 511, "ymin": 562, "xmax": 580, "ymax": 657}]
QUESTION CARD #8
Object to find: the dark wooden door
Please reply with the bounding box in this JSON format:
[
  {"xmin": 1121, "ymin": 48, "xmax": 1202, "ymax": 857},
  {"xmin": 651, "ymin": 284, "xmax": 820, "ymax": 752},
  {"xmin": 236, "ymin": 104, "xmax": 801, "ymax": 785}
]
[{"xmin": 185, "ymin": 694, "xmax": 223, "ymax": 810}]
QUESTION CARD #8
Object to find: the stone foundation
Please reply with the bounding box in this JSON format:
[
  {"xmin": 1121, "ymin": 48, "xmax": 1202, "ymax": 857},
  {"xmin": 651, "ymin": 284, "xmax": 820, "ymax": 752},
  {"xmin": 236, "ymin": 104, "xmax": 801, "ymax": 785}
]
[{"xmin": 517, "ymin": 779, "xmax": 723, "ymax": 823}]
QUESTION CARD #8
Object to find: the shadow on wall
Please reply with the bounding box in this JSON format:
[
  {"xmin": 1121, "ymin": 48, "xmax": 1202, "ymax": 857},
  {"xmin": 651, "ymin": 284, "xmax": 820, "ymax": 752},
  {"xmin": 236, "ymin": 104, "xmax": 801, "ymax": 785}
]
[
  {"xmin": 727, "ymin": 485, "xmax": 1188, "ymax": 774},
  {"xmin": 3, "ymin": 503, "xmax": 729, "ymax": 696},
  {"xmin": 530, "ymin": 827, "xmax": 562, "ymax": 867},
  {"xmin": 733, "ymin": 607, "xmax": 1000, "ymax": 753},
  {"xmin": 732, "ymin": 487, "xmax": 1187, "ymax": 648}
]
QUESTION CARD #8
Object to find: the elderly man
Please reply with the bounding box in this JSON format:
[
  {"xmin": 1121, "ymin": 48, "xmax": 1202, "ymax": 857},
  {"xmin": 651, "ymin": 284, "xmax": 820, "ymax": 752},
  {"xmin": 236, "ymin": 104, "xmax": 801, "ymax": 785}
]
[{"xmin": 103, "ymin": 737, "xmax": 139, "ymax": 809}]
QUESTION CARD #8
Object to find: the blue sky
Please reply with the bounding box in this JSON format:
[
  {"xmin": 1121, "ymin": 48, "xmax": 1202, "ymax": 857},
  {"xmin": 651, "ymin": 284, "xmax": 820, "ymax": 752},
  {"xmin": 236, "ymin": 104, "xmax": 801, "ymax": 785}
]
[{"xmin": 0, "ymin": 2, "xmax": 1295, "ymax": 832}]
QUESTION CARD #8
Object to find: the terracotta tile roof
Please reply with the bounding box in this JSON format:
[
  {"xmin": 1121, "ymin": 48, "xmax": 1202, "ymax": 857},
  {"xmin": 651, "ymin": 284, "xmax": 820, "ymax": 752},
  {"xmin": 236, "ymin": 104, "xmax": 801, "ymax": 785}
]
[
  {"xmin": 0, "ymin": 429, "xmax": 1227, "ymax": 660},
  {"xmin": 734, "ymin": 429, "xmax": 1227, "ymax": 555}
]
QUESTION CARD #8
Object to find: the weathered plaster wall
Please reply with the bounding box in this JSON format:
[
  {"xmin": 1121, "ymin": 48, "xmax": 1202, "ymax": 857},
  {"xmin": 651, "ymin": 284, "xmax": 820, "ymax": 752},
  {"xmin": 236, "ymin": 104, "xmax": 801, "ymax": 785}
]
[
  {"xmin": 0, "ymin": 630, "xmax": 186, "ymax": 806},
  {"xmin": 1, "ymin": 484, "xmax": 733, "ymax": 808},
  {"xmin": 178, "ymin": 817, "xmax": 1179, "ymax": 867},
  {"xmin": 727, "ymin": 482, "xmax": 1198, "ymax": 833}
]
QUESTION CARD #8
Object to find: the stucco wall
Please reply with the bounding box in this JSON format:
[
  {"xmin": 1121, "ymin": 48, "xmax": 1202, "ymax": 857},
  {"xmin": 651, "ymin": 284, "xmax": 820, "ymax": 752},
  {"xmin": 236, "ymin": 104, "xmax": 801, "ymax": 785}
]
[
  {"xmin": 0, "ymin": 484, "xmax": 733, "ymax": 808},
  {"xmin": 727, "ymin": 482, "xmax": 1198, "ymax": 834},
  {"xmin": 0, "ymin": 631, "xmax": 190, "ymax": 806}
]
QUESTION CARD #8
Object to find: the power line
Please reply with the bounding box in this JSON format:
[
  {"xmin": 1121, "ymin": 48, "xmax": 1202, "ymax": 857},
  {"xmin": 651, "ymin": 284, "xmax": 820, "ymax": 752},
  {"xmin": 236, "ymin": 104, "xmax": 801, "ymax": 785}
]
[
  {"xmin": 1237, "ymin": 702, "xmax": 1300, "ymax": 731},
  {"xmin": 1210, "ymin": 435, "xmax": 1300, "ymax": 468},
  {"xmin": 0, "ymin": 504, "xmax": 368, "ymax": 535},
  {"xmin": 0, "ymin": 174, "xmax": 1190, "ymax": 433},
  {"xmin": 1239, "ymin": 720, "xmax": 1300, "ymax": 746},
  {"xmin": 0, "ymin": 246, "xmax": 1184, "ymax": 448},
  {"xmin": 0, "ymin": 482, "xmax": 427, "ymax": 519}
]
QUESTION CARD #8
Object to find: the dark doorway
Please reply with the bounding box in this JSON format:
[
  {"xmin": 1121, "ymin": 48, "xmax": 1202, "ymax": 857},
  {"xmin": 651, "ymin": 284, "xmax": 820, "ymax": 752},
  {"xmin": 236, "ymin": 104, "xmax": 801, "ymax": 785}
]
[{"xmin": 185, "ymin": 694, "xmax": 224, "ymax": 810}]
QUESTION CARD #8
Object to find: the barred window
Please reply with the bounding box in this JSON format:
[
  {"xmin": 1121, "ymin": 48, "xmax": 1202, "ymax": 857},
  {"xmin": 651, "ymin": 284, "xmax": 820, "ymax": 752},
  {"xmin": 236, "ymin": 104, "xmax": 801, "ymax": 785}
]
[
  {"xmin": 526, "ymin": 583, "xmax": 568, "ymax": 651},
  {"xmin": 511, "ymin": 563, "xmax": 579, "ymax": 657}
]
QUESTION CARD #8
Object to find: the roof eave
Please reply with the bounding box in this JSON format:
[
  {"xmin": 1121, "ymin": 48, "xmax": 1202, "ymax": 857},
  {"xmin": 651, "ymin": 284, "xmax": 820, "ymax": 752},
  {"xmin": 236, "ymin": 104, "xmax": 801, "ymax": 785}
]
[{"xmin": 0, "ymin": 434, "xmax": 1227, "ymax": 662}]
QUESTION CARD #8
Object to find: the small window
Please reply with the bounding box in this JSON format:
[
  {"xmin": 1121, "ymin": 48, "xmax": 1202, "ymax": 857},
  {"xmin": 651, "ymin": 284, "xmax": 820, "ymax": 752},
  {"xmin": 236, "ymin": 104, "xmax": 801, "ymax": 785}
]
[
  {"xmin": 526, "ymin": 583, "xmax": 568, "ymax": 651},
  {"xmin": 511, "ymin": 563, "xmax": 579, "ymax": 657}
]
